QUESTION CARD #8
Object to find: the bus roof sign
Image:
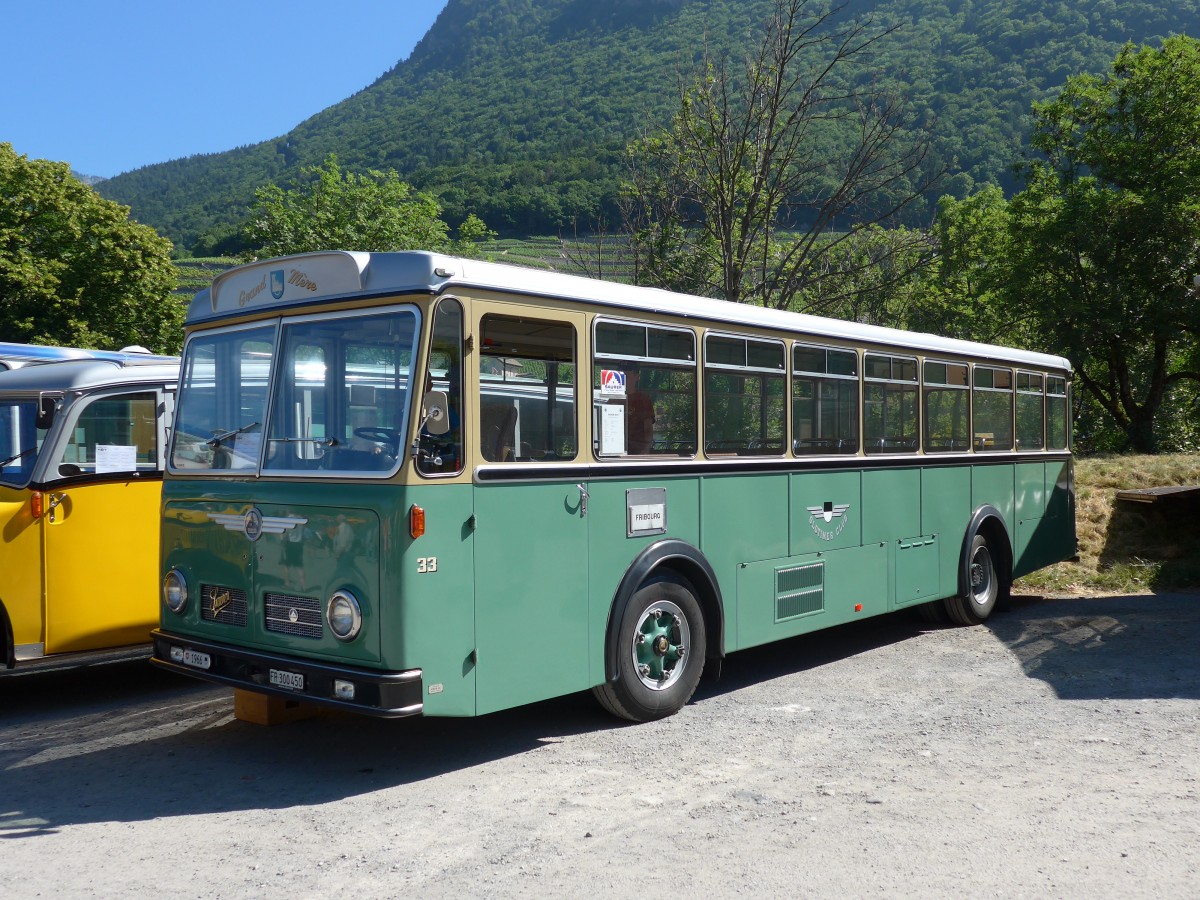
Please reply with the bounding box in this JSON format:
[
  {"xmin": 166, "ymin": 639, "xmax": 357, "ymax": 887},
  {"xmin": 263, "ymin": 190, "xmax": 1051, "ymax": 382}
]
[{"xmin": 209, "ymin": 251, "xmax": 371, "ymax": 316}]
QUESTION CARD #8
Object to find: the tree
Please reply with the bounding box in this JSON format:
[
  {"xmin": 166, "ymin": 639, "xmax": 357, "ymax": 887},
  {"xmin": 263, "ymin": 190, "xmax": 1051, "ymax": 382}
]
[
  {"xmin": 0, "ymin": 143, "xmax": 181, "ymax": 352},
  {"xmin": 910, "ymin": 186, "xmax": 1031, "ymax": 344},
  {"xmin": 621, "ymin": 0, "xmax": 943, "ymax": 312},
  {"xmin": 974, "ymin": 37, "xmax": 1200, "ymax": 452},
  {"xmin": 240, "ymin": 154, "xmax": 494, "ymax": 259}
]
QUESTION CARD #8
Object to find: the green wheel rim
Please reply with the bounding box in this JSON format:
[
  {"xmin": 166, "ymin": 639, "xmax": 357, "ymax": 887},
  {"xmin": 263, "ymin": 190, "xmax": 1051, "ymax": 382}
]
[{"xmin": 630, "ymin": 599, "xmax": 691, "ymax": 691}]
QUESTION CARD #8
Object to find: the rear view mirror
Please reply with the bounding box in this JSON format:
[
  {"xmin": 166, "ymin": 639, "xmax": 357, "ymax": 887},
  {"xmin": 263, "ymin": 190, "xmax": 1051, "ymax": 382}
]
[
  {"xmin": 422, "ymin": 391, "xmax": 451, "ymax": 436},
  {"xmin": 36, "ymin": 394, "xmax": 58, "ymax": 430}
]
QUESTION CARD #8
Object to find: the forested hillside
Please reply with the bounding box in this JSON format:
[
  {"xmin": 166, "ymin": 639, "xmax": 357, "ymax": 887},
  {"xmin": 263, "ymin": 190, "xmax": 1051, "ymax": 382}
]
[{"xmin": 99, "ymin": 0, "xmax": 1200, "ymax": 251}]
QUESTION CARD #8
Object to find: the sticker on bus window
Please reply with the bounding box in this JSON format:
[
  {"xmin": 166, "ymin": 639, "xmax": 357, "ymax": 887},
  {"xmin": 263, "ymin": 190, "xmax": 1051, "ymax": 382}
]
[
  {"xmin": 600, "ymin": 369, "xmax": 626, "ymax": 397},
  {"xmin": 600, "ymin": 404, "xmax": 626, "ymax": 455},
  {"xmin": 95, "ymin": 444, "xmax": 137, "ymax": 473}
]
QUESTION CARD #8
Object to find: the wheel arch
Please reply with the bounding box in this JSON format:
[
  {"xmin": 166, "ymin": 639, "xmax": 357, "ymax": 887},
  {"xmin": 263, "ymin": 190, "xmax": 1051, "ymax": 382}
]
[
  {"xmin": 602, "ymin": 539, "xmax": 725, "ymax": 683},
  {"xmin": 960, "ymin": 505, "xmax": 1013, "ymax": 599}
]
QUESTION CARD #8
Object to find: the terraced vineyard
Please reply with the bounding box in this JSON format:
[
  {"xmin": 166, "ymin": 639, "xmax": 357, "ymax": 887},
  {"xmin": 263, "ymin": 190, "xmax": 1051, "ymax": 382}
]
[
  {"xmin": 173, "ymin": 257, "xmax": 240, "ymax": 303},
  {"xmin": 478, "ymin": 235, "xmax": 636, "ymax": 283}
]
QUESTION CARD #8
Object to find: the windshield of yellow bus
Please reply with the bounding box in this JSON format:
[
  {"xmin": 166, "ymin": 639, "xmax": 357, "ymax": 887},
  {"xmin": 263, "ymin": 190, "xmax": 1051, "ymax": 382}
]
[
  {"xmin": 170, "ymin": 308, "xmax": 419, "ymax": 475},
  {"xmin": 0, "ymin": 399, "xmax": 48, "ymax": 487}
]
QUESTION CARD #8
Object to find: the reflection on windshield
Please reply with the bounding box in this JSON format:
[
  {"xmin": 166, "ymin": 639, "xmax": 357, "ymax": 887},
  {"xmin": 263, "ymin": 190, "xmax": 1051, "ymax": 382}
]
[
  {"xmin": 0, "ymin": 400, "xmax": 46, "ymax": 487},
  {"xmin": 170, "ymin": 309, "xmax": 419, "ymax": 476},
  {"xmin": 264, "ymin": 309, "xmax": 418, "ymax": 474},
  {"xmin": 170, "ymin": 326, "xmax": 276, "ymax": 471}
]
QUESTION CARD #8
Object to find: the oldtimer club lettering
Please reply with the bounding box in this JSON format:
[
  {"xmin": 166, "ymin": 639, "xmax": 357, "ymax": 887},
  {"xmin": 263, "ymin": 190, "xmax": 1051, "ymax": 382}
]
[{"xmin": 807, "ymin": 502, "xmax": 851, "ymax": 542}]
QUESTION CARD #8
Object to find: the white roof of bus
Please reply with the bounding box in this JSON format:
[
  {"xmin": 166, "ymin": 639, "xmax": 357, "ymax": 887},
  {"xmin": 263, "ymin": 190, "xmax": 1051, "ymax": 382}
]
[
  {"xmin": 194, "ymin": 250, "xmax": 1070, "ymax": 372},
  {"xmin": 0, "ymin": 341, "xmax": 176, "ymax": 369},
  {"xmin": 0, "ymin": 357, "xmax": 180, "ymax": 394}
]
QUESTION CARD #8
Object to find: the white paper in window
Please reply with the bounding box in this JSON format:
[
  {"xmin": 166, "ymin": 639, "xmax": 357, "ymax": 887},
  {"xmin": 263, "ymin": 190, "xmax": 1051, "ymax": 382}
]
[
  {"xmin": 95, "ymin": 444, "xmax": 138, "ymax": 473},
  {"xmin": 600, "ymin": 404, "xmax": 626, "ymax": 455}
]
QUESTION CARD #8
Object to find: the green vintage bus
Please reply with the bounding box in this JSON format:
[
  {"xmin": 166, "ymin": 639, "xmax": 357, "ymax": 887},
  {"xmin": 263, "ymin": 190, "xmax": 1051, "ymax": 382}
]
[{"xmin": 151, "ymin": 251, "xmax": 1075, "ymax": 722}]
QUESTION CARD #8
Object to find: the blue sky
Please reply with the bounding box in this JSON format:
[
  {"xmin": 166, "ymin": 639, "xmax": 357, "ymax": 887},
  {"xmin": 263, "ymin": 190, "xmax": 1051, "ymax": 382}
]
[{"xmin": 2, "ymin": 1, "xmax": 449, "ymax": 179}]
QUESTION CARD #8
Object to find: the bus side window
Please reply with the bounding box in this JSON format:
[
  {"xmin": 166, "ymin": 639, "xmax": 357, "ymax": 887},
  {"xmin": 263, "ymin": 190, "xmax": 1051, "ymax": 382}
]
[
  {"xmin": 1046, "ymin": 375, "xmax": 1069, "ymax": 449},
  {"xmin": 864, "ymin": 353, "xmax": 919, "ymax": 454},
  {"xmin": 59, "ymin": 391, "xmax": 159, "ymax": 475},
  {"xmin": 974, "ymin": 366, "xmax": 1014, "ymax": 451},
  {"xmin": 478, "ymin": 314, "xmax": 577, "ymax": 463},
  {"xmin": 1016, "ymin": 371, "xmax": 1045, "ymax": 451},
  {"xmin": 923, "ymin": 360, "xmax": 969, "ymax": 452},
  {"xmin": 593, "ymin": 319, "xmax": 697, "ymax": 457},
  {"xmin": 418, "ymin": 298, "xmax": 464, "ymax": 475},
  {"xmin": 792, "ymin": 344, "xmax": 859, "ymax": 455},
  {"xmin": 703, "ymin": 333, "xmax": 785, "ymax": 456}
]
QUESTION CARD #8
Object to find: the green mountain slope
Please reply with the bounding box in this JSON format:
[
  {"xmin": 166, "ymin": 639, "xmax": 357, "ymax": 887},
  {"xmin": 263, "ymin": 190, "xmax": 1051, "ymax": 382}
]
[{"xmin": 99, "ymin": 0, "xmax": 1200, "ymax": 250}]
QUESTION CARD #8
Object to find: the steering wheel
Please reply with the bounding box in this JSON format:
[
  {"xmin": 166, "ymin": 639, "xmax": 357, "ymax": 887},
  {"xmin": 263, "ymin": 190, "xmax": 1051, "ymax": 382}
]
[{"xmin": 353, "ymin": 427, "xmax": 401, "ymax": 452}]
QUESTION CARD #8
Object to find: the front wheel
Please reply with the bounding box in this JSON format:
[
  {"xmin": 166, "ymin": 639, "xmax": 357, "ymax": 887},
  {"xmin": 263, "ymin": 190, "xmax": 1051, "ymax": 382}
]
[
  {"xmin": 943, "ymin": 533, "xmax": 1002, "ymax": 625},
  {"xmin": 593, "ymin": 577, "xmax": 706, "ymax": 722}
]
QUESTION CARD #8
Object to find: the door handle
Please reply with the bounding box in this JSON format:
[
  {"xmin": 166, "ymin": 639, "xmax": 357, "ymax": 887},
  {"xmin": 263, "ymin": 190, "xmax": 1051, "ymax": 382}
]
[
  {"xmin": 48, "ymin": 492, "xmax": 67, "ymax": 523},
  {"xmin": 576, "ymin": 483, "xmax": 589, "ymax": 518}
]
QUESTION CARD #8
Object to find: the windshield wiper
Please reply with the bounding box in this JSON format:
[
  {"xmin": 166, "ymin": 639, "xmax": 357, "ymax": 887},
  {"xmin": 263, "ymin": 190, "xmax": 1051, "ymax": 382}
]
[
  {"xmin": 0, "ymin": 446, "xmax": 36, "ymax": 470},
  {"xmin": 207, "ymin": 422, "xmax": 260, "ymax": 449},
  {"xmin": 268, "ymin": 436, "xmax": 339, "ymax": 446}
]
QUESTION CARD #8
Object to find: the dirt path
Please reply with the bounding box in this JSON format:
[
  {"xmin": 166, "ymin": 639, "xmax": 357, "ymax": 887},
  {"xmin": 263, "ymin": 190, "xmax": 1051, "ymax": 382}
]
[{"xmin": 2, "ymin": 592, "xmax": 1198, "ymax": 898}]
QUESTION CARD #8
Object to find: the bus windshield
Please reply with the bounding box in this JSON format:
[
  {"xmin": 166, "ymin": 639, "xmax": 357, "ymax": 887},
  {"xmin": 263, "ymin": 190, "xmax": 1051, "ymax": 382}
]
[
  {"xmin": 170, "ymin": 308, "xmax": 419, "ymax": 475},
  {"xmin": 0, "ymin": 399, "xmax": 48, "ymax": 487}
]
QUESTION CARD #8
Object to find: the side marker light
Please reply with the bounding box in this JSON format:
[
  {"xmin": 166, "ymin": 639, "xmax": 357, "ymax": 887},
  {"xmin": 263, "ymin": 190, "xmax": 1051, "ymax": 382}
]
[
  {"xmin": 30, "ymin": 491, "xmax": 43, "ymax": 519},
  {"xmin": 409, "ymin": 504, "xmax": 426, "ymax": 539}
]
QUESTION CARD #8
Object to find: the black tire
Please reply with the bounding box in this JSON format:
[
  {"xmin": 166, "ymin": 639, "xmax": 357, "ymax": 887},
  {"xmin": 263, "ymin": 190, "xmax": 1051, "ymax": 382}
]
[
  {"xmin": 944, "ymin": 533, "xmax": 1001, "ymax": 626},
  {"xmin": 593, "ymin": 577, "xmax": 706, "ymax": 722},
  {"xmin": 915, "ymin": 598, "xmax": 950, "ymax": 624}
]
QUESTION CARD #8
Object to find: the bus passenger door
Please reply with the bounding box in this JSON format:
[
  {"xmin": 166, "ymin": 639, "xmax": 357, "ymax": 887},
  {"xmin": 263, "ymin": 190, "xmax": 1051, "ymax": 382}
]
[
  {"xmin": 472, "ymin": 309, "xmax": 590, "ymax": 715},
  {"xmin": 43, "ymin": 389, "xmax": 166, "ymax": 653}
]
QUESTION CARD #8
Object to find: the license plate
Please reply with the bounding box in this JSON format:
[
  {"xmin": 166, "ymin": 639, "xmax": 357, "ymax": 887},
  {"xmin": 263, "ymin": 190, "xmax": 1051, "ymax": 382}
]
[
  {"xmin": 269, "ymin": 668, "xmax": 305, "ymax": 692},
  {"xmin": 182, "ymin": 649, "xmax": 211, "ymax": 670}
]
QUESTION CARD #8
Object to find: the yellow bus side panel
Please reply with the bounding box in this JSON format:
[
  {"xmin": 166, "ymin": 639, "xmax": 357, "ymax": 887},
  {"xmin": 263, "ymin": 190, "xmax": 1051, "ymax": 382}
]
[
  {"xmin": 44, "ymin": 480, "xmax": 161, "ymax": 653},
  {"xmin": 0, "ymin": 486, "xmax": 46, "ymax": 647}
]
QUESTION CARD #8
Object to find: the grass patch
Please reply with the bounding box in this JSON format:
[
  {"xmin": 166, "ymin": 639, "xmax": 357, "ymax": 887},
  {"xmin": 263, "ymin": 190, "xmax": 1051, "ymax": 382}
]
[{"xmin": 1017, "ymin": 453, "xmax": 1200, "ymax": 595}]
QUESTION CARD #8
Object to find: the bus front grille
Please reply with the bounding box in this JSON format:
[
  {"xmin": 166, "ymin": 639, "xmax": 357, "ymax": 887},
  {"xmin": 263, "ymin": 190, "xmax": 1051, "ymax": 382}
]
[
  {"xmin": 264, "ymin": 593, "xmax": 323, "ymax": 639},
  {"xmin": 775, "ymin": 562, "xmax": 824, "ymax": 620},
  {"xmin": 200, "ymin": 584, "xmax": 247, "ymax": 627}
]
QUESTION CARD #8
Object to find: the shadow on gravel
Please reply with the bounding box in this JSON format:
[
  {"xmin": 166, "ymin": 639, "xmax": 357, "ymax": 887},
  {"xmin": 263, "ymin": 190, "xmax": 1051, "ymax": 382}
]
[
  {"xmin": 987, "ymin": 592, "xmax": 1200, "ymax": 701},
  {"xmin": 0, "ymin": 612, "xmax": 925, "ymax": 836}
]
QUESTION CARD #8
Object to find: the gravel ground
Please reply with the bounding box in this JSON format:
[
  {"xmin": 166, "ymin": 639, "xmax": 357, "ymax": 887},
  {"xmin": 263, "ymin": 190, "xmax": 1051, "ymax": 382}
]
[{"xmin": 1, "ymin": 592, "xmax": 1198, "ymax": 899}]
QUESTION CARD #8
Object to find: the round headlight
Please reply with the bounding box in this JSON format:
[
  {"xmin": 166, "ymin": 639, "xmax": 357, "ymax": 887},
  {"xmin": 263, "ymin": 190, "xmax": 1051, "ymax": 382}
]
[
  {"xmin": 163, "ymin": 569, "xmax": 188, "ymax": 614},
  {"xmin": 327, "ymin": 590, "xmax": 362, "ymax": 641}
]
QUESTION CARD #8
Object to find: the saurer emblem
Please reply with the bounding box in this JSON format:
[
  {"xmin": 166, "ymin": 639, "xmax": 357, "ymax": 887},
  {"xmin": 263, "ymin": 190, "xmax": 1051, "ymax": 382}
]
[{"xmin": 208, "ymin": 587, "xmax": 232, "ymax": 618}]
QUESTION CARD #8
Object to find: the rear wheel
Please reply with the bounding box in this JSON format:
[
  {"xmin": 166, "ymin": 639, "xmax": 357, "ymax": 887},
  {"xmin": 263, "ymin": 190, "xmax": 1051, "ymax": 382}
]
[
  {"xmin": 944, "ymin": 533, "xmax": 1001, "ymax": 625},
  {"xmin": 593, "ymin": 577, "xmax": 706, "ymax": 722}
]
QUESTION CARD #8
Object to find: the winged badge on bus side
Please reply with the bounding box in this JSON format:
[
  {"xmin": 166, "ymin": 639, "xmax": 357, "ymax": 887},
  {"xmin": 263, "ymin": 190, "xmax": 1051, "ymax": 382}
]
[
  {"xmin": 208, "ymin": 509, "xmax": 308, "ymax": 543},
  {"xmin": 806, "ymin": 503, "xmax": 850, "ymax": 541}
]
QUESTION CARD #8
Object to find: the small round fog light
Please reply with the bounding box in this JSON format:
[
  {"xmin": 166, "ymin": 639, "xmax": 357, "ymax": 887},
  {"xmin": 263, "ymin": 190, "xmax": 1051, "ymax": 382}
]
[
  {"xmin": 163, "ymin": 569, "xmax": 188, "ymax": 614},
  {"xmin": 327, "ymin": 590, "xmax": 362, "ymax": 641}
]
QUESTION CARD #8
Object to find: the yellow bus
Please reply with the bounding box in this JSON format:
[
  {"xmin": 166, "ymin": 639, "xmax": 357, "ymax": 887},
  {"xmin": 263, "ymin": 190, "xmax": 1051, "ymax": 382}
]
[{"xmin": 0, "ymin": 351, "xmax": 179, "ymax": 671}]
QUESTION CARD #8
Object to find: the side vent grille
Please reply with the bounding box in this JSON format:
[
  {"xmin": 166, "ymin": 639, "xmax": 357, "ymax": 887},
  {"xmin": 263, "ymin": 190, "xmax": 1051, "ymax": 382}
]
[{"xmin": 776, "ymin": 562, "xmax": 824, "ymax": 621}]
